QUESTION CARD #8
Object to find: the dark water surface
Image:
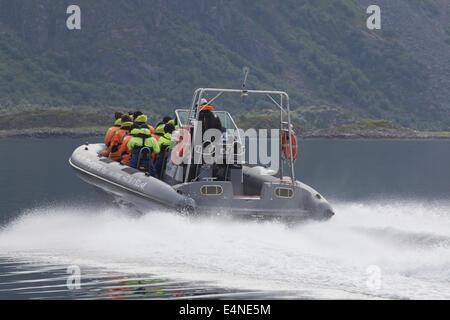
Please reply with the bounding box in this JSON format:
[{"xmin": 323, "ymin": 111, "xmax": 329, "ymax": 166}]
[{"xmin": 0, "ymin": 138, "xmax": 449, "ymax": 299}]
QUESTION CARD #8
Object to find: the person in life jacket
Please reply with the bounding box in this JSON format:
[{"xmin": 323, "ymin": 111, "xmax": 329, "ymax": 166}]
[
  {"xmin": 167, "ymin": 118, "xmax": 179, "ymax": 131},
  {"xmin": 108, "ymin": 115, "xmax": 133, "ymax": 161},
  {"xmin": 127, "ymin": 127, "xmax": 160, "ymax": 177},
  {"xmin": 131, "ymin": 113, "xmax": 155, "ymax": 134},
  {"xmin": 198, "ymin": 98, "xmax": 223, "ymax": 134},
  {"xmin": 132, "ymin": 110, "xmax": 142, "ymax": 120},
  {"xmin": 101, "ymin": 111, "xmax": 123, "ymax": 157},
  {"xmin": 155, "ymin": 123, "xmax": 175, "ymax": 177},
  {"xmin": 154, "ymin": 116, "xmax": 172, "ymax": 138},
  {"xmin": 196, "ymin": 99, "xmax": 223, "ymax": 171},
  {"xmin": 117, "ymin": 128, "xmax": 139, "ymax": 166}
]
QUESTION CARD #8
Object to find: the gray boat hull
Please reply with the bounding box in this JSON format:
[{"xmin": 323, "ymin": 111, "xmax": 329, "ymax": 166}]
[
  {"xmin": 69, "ymin": 144, "xmax": 334, "ymax": 220},
  {"xmin": 69, "ymin": 144, "xmax": 195, "ymax": 212}
]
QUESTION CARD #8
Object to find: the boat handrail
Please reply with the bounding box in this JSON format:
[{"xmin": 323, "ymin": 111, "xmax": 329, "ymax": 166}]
[{"xmin": 182, "ymin": 85, "xmax": 296, "ymax": 185}]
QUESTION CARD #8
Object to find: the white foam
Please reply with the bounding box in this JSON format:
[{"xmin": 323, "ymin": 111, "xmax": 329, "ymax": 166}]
[{"xmin": 0, "ymin": 200, "xmax": 449, "ymax": 299}]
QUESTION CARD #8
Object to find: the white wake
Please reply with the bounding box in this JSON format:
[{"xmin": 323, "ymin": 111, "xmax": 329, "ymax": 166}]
[{"xmin": 0, "ymin": 200, "xmax": 449, "ymax": 299}]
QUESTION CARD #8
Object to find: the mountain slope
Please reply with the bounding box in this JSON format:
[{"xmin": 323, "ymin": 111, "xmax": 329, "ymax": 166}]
[{"xmin": 0, "ymin": 0, "xmax": 448, "ymax": 130}]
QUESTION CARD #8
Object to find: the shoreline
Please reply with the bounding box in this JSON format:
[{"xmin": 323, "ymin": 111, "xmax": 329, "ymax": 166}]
[
  {"xmin": 0, "ymin": 127, "xmax": 449, "ymax": 140},
  {"xmin": 0, "ymin": 128, "xmax": 105, "ymax": 139},
  {"xmin": 298, "ymin": 128, "xmax": 450, "ymax": 140}
]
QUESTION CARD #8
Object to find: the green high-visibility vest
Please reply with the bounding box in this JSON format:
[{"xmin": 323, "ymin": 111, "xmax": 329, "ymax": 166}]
[
  {"xmin": 127, "ymin": 128, "xmax": 160, "ymax": 154},
  {"xmin": 158, "ymin": 132, "xmax": 172, "ymax": 148}
]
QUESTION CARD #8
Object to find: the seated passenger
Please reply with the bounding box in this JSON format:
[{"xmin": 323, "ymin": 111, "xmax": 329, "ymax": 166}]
[
  {"xmin": 101, "ymin": 111, "xmax": 123, "ymax": 157},
  {"xmin": 108, "ymin": 115, "xmax": 133, "ymax": 161},
  {"xmin": 132, "ymin": 110, "xmax": 142, "ymax": 119},
  {"xmin": 117, "ymin": 128, "xmax": 139, "ymax": 166},
  {"xmin": 132, "ymin": 111, "xmax": 144, "ymax": 125},
  {"xmin": 131, "ymin": 113, "xmax": 155, "ymax": 134},
  {"xmin": 155, "ymin": 123, "xmax": 175, "ymax": 177},
  {"xmin": 167, "ymin": 118, "xmax": 179, "ymax": 131},
  {"xmin": 154, "ymin": 116, "xmax": 172, "ymax": 138},
  {"xmin": 127, "ymin": 128, "xmax": 160, "ymax": 177}
]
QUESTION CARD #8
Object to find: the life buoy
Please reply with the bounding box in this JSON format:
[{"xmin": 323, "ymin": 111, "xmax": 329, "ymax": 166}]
[
  {"xmin": 281, "ymin": 130, "xmax": 299, "ymax": 161},
  {"xmin": 171, "ymin": 127, "xmax": 191, "ymax": 165}
]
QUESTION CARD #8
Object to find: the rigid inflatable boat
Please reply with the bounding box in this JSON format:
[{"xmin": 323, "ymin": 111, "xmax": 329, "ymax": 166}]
[{"xmin": 69, "ymin": 86, "xmax": 334, "ymax": 221}]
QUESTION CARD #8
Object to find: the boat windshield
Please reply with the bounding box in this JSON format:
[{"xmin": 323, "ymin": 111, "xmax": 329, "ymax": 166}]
[{"xmin": 175, "ymin": 109, "xmax": 238, "ymax": 131}]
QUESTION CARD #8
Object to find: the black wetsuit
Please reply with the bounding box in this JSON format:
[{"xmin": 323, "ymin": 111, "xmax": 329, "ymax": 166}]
[{"xmin": 198, "ymin": 110, "xmax": 223, "ymax": 133}]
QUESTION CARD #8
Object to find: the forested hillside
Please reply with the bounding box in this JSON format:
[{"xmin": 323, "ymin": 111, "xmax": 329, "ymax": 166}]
[{"xmin": 0, "ymin": 0, "xmax": 448, "ymax": 130}]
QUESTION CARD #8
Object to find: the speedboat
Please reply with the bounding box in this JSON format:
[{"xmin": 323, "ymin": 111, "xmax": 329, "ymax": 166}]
[{"xmin": 69, "ymin": 86, "xmax": 334, "ymax": 221}]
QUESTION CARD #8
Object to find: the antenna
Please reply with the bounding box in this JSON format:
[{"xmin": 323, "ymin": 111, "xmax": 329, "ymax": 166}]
[{"xmin": 241, "ymin": 66, "xmax": 249, "ymax": 99}]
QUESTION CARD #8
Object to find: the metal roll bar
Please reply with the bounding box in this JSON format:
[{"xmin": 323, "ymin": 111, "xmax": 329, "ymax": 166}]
[{"xmin": 184, "ymin": 87, "xmax": 296, "ymax": 184}]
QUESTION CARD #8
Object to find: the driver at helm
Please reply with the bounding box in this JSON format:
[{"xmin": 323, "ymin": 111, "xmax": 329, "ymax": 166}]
[{"xmin": 197, "ymin": 98, "xmax": 222, "ymax": 134}]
